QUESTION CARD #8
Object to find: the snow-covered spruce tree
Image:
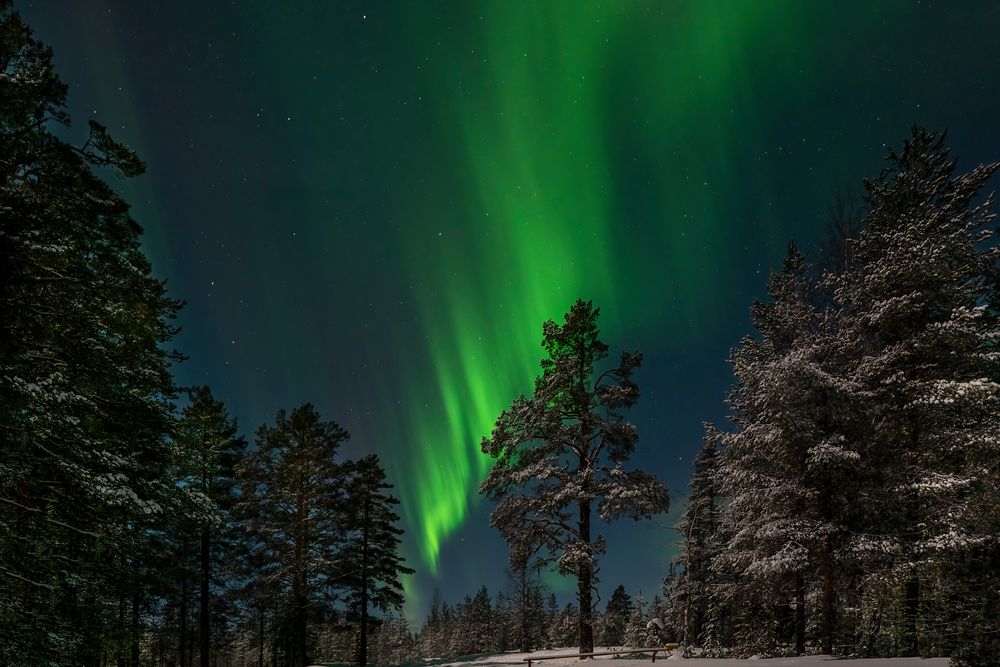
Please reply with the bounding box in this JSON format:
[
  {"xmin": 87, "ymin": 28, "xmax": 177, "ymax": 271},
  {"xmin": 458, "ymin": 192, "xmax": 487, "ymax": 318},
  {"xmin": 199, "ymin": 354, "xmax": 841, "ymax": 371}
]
[
  {"xmin": 602, "ymin": 584, "xmax": 633, "ymax": 647},
  {"xmin": 829, "ymin": 128, "xmax": 1000, "ymax": 659},
  {"xmin": 0, "ymin": 4, "xmax": 196, "ymax": 663},
  {"xmin": 473, "ymin": 586, "xmax": 495, "ymax": 653},
  {"xmin": 417, "ymin": 588, "xmax": 446, "ymax": 658},
  {"xmin": 449, "ymin": 585, "xmax": 492, "ymax": 655},
  {"xmin": 493, "ymin": 589, "xmax": 515, "ymax": 652},
  {"xmin": 447, "ymin": 593, "xmax": 476, "ymax": 656},
  {"xmin": 661, "ymin": 563, "xmax": 680, "ymax": 644},
  {"xmin": 372, "ymin": 611, "xmax": 413, "ymax": 666},
  {"xmin": 544, "ymin": 593, "xmax": 560, "ymax": 648},
  {"xmin": 716, "ymin": 244, "xmax": 814, "ymax": 657},
  {"xmin": 340, "ymin": 454, "xmax": 414, "ymax": 666},
  {"xmin": 649, "ymin": 594, "xmax": 668, "ymax": 637},
  {"xmin": 547, "ymin": 602, "xmax": 581, "ymax": 648},
  {"xmin": 508, "ymin": 561, "xmax": 547, "ymax": 652},
  {"xmin": 174, "ymin": 386, "xmax": 247, "ymax": 667},
  {"xmin": 237, "ymin": 404, "xmax": 350, "ymax": 667},
  {"xmin": 717, "ymin": 243, "xmax": 864, "ymax": 657},
  {"xmin": 671, "ymin": 424, "xmax": 722, "ymax": 650},
  {"xmin": 622, "ymin": 592, "xmax": 651, "ymax": 650},
  {"xmin": 951, "ymin": 258, "xmax": 1000, "ymax": 666},
  {"xmin": 481, "ymin": 300, "xmax": 669, "ymax": 654}
]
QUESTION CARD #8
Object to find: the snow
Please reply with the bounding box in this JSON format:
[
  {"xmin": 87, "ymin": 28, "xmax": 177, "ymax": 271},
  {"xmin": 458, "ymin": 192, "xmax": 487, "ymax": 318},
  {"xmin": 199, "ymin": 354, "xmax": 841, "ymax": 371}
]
[{"xmin": 418, "ymin": 649, "xmax": 949, "ymax": 667}]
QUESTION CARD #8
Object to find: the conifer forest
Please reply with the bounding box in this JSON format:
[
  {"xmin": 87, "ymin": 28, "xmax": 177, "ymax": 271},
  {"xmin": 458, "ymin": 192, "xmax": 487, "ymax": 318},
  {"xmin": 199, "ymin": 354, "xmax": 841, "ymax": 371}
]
[{"xmin": 2, "ymin": 2, "xmax": 1000, "ymax": 666}]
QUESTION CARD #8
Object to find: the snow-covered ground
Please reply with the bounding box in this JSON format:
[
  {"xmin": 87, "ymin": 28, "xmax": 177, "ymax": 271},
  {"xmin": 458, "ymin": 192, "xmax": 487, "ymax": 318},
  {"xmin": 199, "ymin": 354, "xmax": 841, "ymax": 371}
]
[{"xmin": 422, "ymin": 648, "xmax": 949, "ymax": 667}]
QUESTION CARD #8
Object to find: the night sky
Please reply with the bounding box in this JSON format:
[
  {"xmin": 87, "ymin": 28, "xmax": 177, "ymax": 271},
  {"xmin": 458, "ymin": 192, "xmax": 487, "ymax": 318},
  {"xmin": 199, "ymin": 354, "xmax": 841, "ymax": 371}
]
[{"xmin": 20, "ymin": 1, "xmax": 1000, "ymax": 622}]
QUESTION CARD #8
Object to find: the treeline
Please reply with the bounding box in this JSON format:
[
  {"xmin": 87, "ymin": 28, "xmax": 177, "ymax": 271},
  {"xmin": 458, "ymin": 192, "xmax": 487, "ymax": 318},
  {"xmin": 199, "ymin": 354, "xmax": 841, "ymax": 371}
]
[
  {"xmin": 665, "ymin": 128, "xmax": 1000, "ymax": 665},
  {"xmin": 407, "ymin": 579, "xmax": 668, "ymax": 660},
  {"xmin": 0, "ymin": 6, "xmax": 411, "ymax": 667}
]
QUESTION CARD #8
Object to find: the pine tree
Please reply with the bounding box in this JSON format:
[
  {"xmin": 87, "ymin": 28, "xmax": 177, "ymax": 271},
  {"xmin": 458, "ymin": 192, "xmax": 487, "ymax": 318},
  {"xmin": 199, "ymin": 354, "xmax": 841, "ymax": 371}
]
[
  {"xmin": 602, "ymin": 585, "xmax": 632, "ymax": 647},
  {"xmin": 717, "ymin": 243, "xmax": 866, "ymax": 656},
  {"xmin": 829, "ymin": 128, "xmax": 1000, "ymax": 658},
  {"xmin": 493, "ymin": 590, "xmax": 515, "ymax": 652},
  {"xmin": 545, "ymin": 594, "xmax": 559, "ymax": 649},
  {"xmin": 341, "ymin": 454, "xmax": 415, "ymax": 666},
  {"xmin": 0, "ymin": 4, "xmax": 190, "ymax": 662},
  {"xmin": 508, "ymin": 561, "xmax": 547, "ymax": 652},
  {"xmin": 481, "ymin": 300, "xmax": 669, "ymax": 654},
  {"xmin": 622, "ymin": 593, "xmax": 648, "ymax": 649},
  {"xmin": 175, "ymin": 386, "xmax": 247, "ymax": 667},
  {"xmin": 671, "ymin": 425, "xmax": 722, "ymax": 649},
  {"xmin": 547, "ymin": 603, "xmax": 580, "ymax": 648},
  {"xmin": 417, "ymin": 589, "xmax": 445, "ymax": 657},
  {"xmin": 237, "ymin": 404, "xmax": 350, "ymax": 667}
]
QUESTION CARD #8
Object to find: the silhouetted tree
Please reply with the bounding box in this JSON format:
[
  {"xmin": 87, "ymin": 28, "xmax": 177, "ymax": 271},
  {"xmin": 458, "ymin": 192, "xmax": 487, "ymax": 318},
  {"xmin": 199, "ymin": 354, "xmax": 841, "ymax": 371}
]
[
  {"xmin": 175, "ymin": 387, "xmax": 247, "ymax": 666},
  {"xmin": 237, "ymin": 404, "xmax": 350, "ymax": 667},
  {"xmin": 340, "ymin": 455, "xmax": 414, "ymax": 666},
  {"xmin": 602, "ymin": 585, "xmax": 633, "ymax": 647},
  {"xmin": 0, "ymin": 3, "xmax": 190, "ymax": 663}
]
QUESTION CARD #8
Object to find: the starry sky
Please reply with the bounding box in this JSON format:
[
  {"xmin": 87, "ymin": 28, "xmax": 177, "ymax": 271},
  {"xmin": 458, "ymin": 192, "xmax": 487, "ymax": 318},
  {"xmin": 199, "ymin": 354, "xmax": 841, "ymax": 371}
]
[{"xmin": 20, "ymin": 1, "xmax": 1000, "ymax": 622}]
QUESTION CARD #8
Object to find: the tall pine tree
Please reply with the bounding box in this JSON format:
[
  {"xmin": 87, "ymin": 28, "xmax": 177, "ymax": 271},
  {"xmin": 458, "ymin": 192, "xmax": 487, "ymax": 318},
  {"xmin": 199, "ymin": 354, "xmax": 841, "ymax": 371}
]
[
  {"xmin": 237, "ymin": 404, "xmax": 349, "ymax": 667},
  {"xmin": 340, "ymin": 454, "xmax": 414, "ymax": 666},
  {"xmin": 672, "ymin": 424, "xmax": 722, "ymax": 650},
  {"xmin": 175, "ymin": 386, "xmax": 247, "ymax": 667},
  {"xmin": 0, "ymin": 4, "xmax": 190, "ymax": 663},
  {"xmin": 602, "ymin": 584, "xmax": 633, "ymax": 647},
  {"xmin": 830, "ymin": 128, "xmax": 1000, "ymax": 658},
  {"xmin": 481, "ymin": 300, "xmax": 669, "ymax": 654}
]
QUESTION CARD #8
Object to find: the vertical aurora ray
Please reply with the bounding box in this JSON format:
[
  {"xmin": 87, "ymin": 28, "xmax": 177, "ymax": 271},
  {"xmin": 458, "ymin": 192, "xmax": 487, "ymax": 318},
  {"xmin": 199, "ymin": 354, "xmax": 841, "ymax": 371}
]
[{"xmin": 395, "ymin": 4, "xmax": 624, "ymax": 575}]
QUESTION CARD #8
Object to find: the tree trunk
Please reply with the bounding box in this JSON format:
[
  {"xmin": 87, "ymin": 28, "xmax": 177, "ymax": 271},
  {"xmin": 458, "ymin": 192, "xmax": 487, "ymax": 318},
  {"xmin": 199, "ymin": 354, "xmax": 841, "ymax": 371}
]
[
  {"xmin": 292, "ymin": 573, "xmax": 305, "ymax": 666},
  {"xmin": 131, "ymin": 583, "xmax": 142, "ymax": 667},
  {"xmin": 258, "ymin": 605, "xmax": 265, "ymax": 667},
  {"xmin": 904, "ymin": 576, "xmax": 920, "ymax": 656},
  {"xmin": 293, "ymin": 471, "xmax": 309, "ymax": 667},
  {"xmin": 180, "ymin": 576, "xmax": 188, "ymax": 667},
  {"xmin": 577, "ymin": 499, "xmax": 594, "ymax": 655},
  {"xmin": 359, "ymin": 493, "xmax": 370, "ymax": 666},
  {"xmin": 795, "ymin": 573, "xmax": 805, "ymax": 655},
  {"xmin": 117, "ymin": 590, "xmax": 126, "ymax": 666},
  {"xmin": 821, "ymin": 541, "xmax": 835, "ymax": 655},
  {"xmin": 201, "ymin": 524, "xmax": 211, "ymax": 667},
  {"xmin": 519, "ymin": 566, "xmax": 529, "ymax": 653}
]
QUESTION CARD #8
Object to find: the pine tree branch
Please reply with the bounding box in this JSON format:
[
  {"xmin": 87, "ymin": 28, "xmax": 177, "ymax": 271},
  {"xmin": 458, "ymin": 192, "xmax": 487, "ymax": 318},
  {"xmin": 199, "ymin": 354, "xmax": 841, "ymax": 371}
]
[{"xmin": 0, "ymin": 565, "xmax": 55, "ymax": 591}]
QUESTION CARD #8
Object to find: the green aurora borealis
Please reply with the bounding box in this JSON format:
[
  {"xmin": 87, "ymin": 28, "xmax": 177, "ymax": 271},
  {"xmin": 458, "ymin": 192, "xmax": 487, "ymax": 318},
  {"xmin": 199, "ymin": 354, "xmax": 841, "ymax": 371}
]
[
  {"xmin": 25, "ymin": 0, "xmax": 1000, "ymax": 619},
  {"xmin": 401, "ymin": 2, "xmax": 805, "ymax": 572}
]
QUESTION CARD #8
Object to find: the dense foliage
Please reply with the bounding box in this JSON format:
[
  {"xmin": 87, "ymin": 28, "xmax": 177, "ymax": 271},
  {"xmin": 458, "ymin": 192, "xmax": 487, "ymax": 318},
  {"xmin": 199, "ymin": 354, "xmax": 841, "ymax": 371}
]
[
  {"xmin": 664, "ymin": 128, "xmax": 1000, "ymax": 666},
  {"xmin": 1, "ymin": 4, "xmax": 185, "ymax": 662}
]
